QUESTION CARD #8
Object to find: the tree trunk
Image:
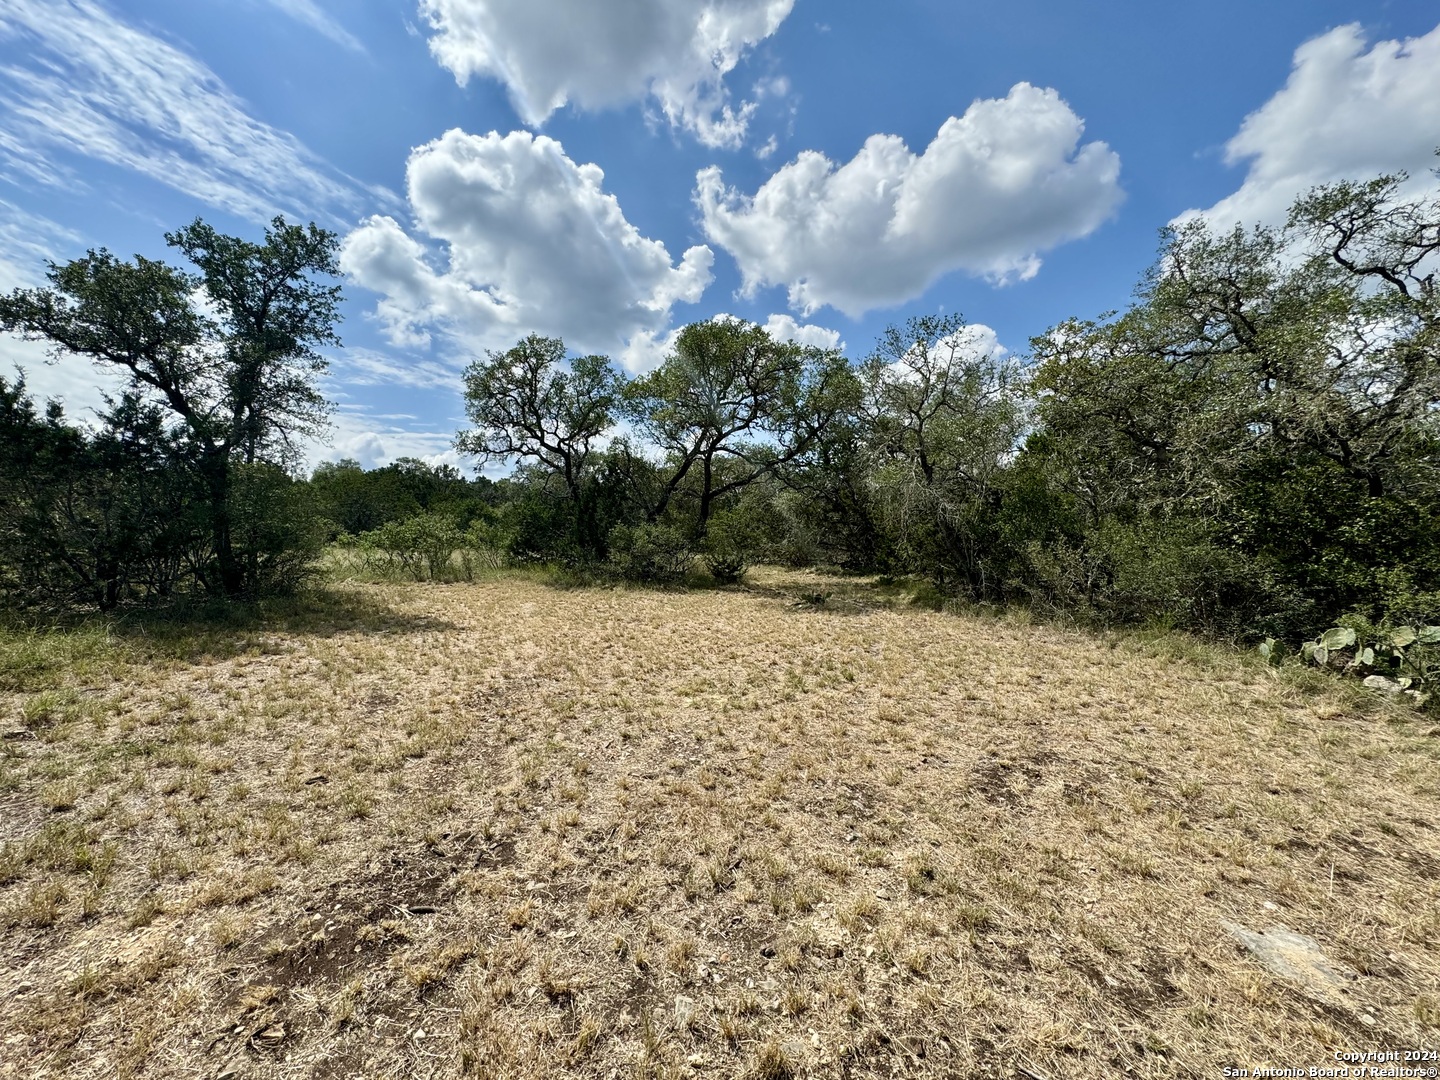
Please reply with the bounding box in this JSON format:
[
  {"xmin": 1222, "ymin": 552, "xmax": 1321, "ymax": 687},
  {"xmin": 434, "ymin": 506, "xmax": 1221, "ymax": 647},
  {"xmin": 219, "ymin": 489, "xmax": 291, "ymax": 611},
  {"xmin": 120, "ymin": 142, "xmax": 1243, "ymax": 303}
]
[
  {"xmin": 201, "ymin": 452, "xmax": 242, "ymax": 597},
  {"xmin": 696, "ymin": 453, "xmax": 715, "ymax": 536}
]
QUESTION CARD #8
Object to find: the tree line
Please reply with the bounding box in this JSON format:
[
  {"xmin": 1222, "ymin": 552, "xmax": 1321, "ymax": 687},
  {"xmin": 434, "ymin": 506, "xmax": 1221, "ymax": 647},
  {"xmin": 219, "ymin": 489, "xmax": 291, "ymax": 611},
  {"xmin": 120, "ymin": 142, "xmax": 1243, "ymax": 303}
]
[{"xmin": 0, "ymin": 171, "xmax": 1435, "ymax": 648}]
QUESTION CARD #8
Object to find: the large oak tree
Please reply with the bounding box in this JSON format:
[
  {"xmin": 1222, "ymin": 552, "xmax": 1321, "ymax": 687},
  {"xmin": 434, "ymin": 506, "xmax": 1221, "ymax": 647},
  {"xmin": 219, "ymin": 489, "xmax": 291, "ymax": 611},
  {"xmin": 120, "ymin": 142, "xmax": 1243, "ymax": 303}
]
[{"xmin": 0, "ymin": 217, "xmax": 341, "ymax": 598}]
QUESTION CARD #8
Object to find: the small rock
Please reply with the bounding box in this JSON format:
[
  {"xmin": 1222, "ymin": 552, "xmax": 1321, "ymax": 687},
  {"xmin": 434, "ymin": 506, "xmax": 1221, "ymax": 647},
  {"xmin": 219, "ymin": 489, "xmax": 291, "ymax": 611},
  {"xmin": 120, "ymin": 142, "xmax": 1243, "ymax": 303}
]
[
  {"xmin": 674, "ymin": 995, "xmax": 698, "ymax": 1030},
  {"xmin": 1224, "ymin": 922, "xmax": 1357, "ymax": 1006},
  {"xmin": 248, "ymin": 1024, "xmax": 285, "ymax": 1051}
]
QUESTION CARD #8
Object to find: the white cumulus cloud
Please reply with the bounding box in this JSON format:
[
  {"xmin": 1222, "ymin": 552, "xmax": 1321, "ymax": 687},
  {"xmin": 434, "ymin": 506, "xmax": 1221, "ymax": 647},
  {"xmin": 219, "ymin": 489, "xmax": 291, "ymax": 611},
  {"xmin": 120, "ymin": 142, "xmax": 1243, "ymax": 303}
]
[
  {"xmin": 340, "ymin": 128, "xmax": 714, "ymax": 363},
  {"xmin": 309, "ymin": 405, "xmax": 471, "ymax": 473},
  {"xmin": 760, "ymin": 313, "xmax": 842, "ymax": 351},
  {"xmin": 616, "ymin": 312, "xmax": 842, "ymax": 374},
  {"xmin": 418, "ymin": 0, "xmax": 795, "ymax": 147},
  {"xmin": 706, "ymin": 312, "xmax": 844, "ymax": 351},
  {"xmin": 1186, "ymin": 22, "xmax": 1440, "ymax": 228},
  {"xmin": 695, "ymin": 82, "xmax": 1123, "ymax": 317},
  {"xmin": 882, "ymin": 323, "xmax": 1009, "ymax": 385},
  {"xmin": 0, "ymin": 0, "xmax": 365, "ymax": 222}
]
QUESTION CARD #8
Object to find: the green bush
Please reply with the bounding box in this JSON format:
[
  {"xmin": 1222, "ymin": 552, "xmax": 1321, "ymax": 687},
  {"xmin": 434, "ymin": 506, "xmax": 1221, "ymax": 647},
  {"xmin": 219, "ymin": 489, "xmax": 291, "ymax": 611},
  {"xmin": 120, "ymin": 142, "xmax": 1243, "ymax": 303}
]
[
  {"xmin": 498, "ymin": 492, "xmax": 584, "ymax": 565},
  {"xmin": 701, "ymin": 509, "xmax": 759, "ymax": 583},
  {"xmin": 229, "ymin": 464, "xmax": 326, "ymax": 595},
  {"xmin": 1091, "ymin": 518, "xmax": 1270, "ymax": 633},
  {"xmin": 607, "ymin": 523, "xmax": 694, "ymax": 584},
  {"xmin": 356, "ymin": 513, "xmax": 467, "ymax": 581}
]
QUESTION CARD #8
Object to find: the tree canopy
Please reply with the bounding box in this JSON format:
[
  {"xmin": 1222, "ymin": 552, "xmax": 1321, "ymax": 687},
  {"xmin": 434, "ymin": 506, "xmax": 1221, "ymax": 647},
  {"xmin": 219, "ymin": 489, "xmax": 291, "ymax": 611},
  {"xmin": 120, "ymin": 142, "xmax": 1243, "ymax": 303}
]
[
  {"xmin": 0, "ymin": 171, "xmax": 1435, "ymax": 654},
  {"xmin": 0, "ymin": 217, "xmax": 342, "ymax": 601}
]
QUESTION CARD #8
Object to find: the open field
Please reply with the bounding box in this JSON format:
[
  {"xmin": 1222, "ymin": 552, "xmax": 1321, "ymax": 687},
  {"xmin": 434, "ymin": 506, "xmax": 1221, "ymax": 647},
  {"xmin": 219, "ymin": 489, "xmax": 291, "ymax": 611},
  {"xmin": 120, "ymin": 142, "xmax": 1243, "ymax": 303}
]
[{"xmin": 1, "ymin": 570, "xmax": 1437, "ymax": 1079}]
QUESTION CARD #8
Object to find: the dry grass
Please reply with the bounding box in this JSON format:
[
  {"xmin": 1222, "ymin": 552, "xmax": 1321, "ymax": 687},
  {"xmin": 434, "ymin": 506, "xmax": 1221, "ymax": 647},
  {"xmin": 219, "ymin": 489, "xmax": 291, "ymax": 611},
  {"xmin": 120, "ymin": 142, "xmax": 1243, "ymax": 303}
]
[{"xmin": 0, "ymin": 569, "xmax": 1436, "ymax": 1079}]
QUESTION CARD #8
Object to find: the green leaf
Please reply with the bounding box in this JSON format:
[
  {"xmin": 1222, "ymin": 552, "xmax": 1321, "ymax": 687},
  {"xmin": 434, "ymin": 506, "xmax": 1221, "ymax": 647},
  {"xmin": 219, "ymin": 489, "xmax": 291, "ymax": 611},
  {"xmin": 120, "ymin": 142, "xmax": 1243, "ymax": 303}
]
[
  {"xmin": 1313, "ymin": 644, "xmax": 1329, "ymax": 667},
  {"xmin": 1319, "ymin": 627, "xmax": 1355, "ymax": 650},
  {"xmin": 1301, "ymin": 641, "xmax": 1317, "ymax": 661},
  {"xmin": 1391, "ymin": 626, "xmax": 1418, "ymax": 648},
  {"xmin": 1416, "ymin": 626, "xmax": 1440, "ymax": 645},
  {"xmin": 1358, "ymin": 647, "xmax": 1375, "ymax": 667}
]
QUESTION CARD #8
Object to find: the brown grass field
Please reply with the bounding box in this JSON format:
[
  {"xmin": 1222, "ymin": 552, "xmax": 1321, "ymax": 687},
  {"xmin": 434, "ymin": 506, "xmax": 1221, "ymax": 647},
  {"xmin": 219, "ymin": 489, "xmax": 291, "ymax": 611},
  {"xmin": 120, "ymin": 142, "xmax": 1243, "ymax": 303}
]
[{"xmin": 1, "ymin": 569, "xmax": 1437, "ymax": 1079}]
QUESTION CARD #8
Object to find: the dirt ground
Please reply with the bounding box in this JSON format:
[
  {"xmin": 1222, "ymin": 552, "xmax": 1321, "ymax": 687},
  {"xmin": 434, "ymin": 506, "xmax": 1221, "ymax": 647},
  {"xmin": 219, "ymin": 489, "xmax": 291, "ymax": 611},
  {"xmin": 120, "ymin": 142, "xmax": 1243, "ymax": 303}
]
[{"xmin": 1, "ymin": 571, "xmax": 1437, "ymax": 1078}]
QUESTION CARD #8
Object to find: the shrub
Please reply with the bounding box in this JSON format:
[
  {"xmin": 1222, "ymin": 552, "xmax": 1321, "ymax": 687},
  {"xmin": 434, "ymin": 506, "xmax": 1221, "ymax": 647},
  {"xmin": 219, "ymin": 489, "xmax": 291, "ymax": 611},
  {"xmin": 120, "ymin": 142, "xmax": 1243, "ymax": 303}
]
[
  {"xmin": 701, "ymin": 509, "xmax": 758, "ymax": 583},
  {"xmin": 228, "ymin": 464, "xmax": 326, "ymax": 595},
  {"xmin": 356, "ymin": 513, "xmax": 466, "ymax": 581},
  {"xmin": 606, "ymin": 523, "xmax": 694, "ymax": 584}
]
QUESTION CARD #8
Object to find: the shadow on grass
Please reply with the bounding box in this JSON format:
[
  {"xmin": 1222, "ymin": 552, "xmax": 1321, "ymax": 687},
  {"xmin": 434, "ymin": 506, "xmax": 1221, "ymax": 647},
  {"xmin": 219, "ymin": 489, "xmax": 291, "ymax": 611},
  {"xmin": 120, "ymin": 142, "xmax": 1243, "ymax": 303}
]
[
  {"xmin": 0, "ymin": 587, "xmax": 457, "ymax": 693},
  {"xmin": 522, "ymin": 559, "xmax": 938, "ymax": 614},
  {"xmin": 733, "ymin": 567, "xmax": 938, "ymax": 615}
]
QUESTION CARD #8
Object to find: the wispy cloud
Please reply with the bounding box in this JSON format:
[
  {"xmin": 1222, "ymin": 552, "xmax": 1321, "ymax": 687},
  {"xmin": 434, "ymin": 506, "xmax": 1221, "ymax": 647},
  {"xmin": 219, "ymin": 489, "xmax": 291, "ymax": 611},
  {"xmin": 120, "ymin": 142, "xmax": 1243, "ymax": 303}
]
[
  {"xmin": 0, "ymin": 201, "xmax": 81, "ymax": 291},
  {"xmin": 260, "ymin": 0, "xmax": 366, "ymax": 54},
  {"xmin": 330, "ymin": 347, "xmax": 462, "ymax": 392},
  {"xmin": 0, "ymin": 0, "xmax": 365, "ymax": 223}
]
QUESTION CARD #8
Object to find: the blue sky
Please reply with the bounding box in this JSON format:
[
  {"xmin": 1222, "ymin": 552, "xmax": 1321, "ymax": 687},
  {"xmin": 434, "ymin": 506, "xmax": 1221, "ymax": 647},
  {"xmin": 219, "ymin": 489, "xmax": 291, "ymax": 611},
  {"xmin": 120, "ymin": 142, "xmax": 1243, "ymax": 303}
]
[{"xmin": 1, "ymin": 0, "xmax": 1437, "ymax": 473}]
